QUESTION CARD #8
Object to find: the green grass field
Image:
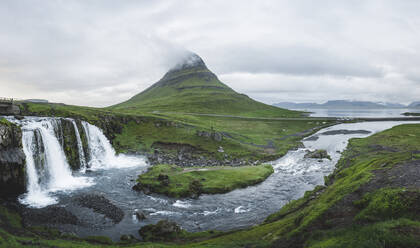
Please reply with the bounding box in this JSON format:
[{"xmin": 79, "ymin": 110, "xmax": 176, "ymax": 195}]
[
  {"xmin": 135, "ymin": 164, "xmax": 274, "ymax": 198},
  {"xmin": 19, "ymin": 102, "xmax": 331, "ymax": 162}
]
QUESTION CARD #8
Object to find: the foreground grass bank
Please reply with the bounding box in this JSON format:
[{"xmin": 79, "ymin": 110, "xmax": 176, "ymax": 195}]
[
  {"xmin": 133, "ymin": 164, "xmax": 274, "ymax": 198},
  {"xmin": 1, "ymin": 124, "xmax": 419, "ymax": 247}
]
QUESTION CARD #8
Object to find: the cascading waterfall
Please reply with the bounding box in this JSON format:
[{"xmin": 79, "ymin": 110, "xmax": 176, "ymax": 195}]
[
  {"xmin": 81, "ymin": 121, "xmax": 143, "ymax": 170},
  {"xmin": 18, "ymin": 118, "xmax": 93, "ymax": 208},
  {"xmin": 21, "ymin": 130, "xmax": 53, "ymax": 207},
  {"xmin": 7, "ymin": 116, "xmax": 146, "ymax": 208},
  {"xmin": 70, "ymin": 119, "xmax": 87, "ymax": 171}
]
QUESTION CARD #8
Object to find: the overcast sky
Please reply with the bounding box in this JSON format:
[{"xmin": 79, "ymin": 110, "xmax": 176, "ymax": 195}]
[{"xmin": 1, "ymin": 0, "xmax": 420, "ymax": 107}]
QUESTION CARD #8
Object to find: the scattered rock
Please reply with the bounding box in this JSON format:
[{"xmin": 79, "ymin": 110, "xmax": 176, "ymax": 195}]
[
  {"xmin": 132, "ymin": 183, "xmax": 151, "ymax": 194},
  {"xmin": 213, "ymin": 132, "xmax": 223, "ymax": 142},
  {"xmin": 304, "ymin": 149, "xmax": 331, "ymax": 160},
  {"xmin": 196, "ymin": 130, "xmax": 223, "ymax": 142},
  {"xmin": 146, "ymin": 142, "xmax": 252, "ymax": 167}
]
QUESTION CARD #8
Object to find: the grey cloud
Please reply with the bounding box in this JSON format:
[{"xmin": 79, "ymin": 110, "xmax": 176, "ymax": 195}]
[
  {"xmin": 211, "ymin": 45, "xmax": 383, "ymax": 77},
  {"xmin": 0, "ymin": 0, "xmax": 420, "ymax": 106}
]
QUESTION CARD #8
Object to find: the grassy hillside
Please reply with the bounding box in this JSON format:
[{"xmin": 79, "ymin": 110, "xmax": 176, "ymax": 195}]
[
  {"xmin": 109, "ymin": 53, "xmax": 301, "ymax": 118},
  {"xmin": 18, "ymin": 102, "xmax": 329, "ymax": 162},
  {"xmin": 1, "ymin": 124, "xmax": 419, "ymax": 247}
]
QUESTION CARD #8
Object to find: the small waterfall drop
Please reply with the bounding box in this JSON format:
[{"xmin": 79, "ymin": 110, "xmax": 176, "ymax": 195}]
[
  {"xmin": 70, "ymin": 119, "xmax": 87, "ymax": 171},
  {"xmin": 16, "ymin": 118, "xmax": 93, "ymax": 208},
  {"xmin": 82, "ymin": 121, "xmax": 144, "ymax": 170},
  {"xmin": 21, "ymin": 130, "xmax": 55, "ymax": 207}
]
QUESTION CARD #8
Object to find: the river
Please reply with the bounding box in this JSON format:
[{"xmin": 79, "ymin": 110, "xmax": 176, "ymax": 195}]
[{"xmin": 47, "ymin": 120, "xmax": 420, "ymax": 240}]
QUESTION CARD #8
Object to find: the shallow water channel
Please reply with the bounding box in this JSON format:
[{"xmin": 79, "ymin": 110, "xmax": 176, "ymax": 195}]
[{"xmin": 39, "ymin": 121, "xmax": 420, "ymax": 240}]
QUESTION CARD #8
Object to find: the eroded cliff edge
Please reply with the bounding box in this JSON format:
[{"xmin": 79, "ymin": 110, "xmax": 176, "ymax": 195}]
[{"xmin": 0, "ymin": 119, "xmax": 26, "ymax": 197}]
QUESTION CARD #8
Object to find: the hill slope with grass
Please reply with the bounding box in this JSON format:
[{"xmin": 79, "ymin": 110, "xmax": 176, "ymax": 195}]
[{"xmin": 110, "ymin": 53, "xmax": 300, "ymax": 118}]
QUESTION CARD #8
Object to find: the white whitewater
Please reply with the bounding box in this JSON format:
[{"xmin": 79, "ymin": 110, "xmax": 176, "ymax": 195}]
[
  {"xmin": 70, "ymin": 119, "xmax": 87, "ymax": 172},
  {"xmin": 5, "ymin": 116, "xmax": 146, "ymax": 208},
  {"xmin": 19, "ymin": 118, "xmax": 93, "ymax": 208},
  {"xmin": 21, "ymin": 130, "xmax": 55, "ymax": 207},
  {"xmin": 82, "ymin": 121, "xmax": 144, "ymax": 170}
]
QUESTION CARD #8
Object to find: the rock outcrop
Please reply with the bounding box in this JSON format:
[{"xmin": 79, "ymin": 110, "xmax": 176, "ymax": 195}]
[
  {"xmin": 0, "ymin": 119, "xmax": 26, "ymax": 197},
  {"xmin": 304, "ymin": 149, "xmax": 331, "ymax": 160},
  {"xmin": 0, "ymin": 102, "xmax": 20, "ymax": 115},
  {"xmin": 53, "ymin": 118, "xmax": 88, "ymax": 171}
]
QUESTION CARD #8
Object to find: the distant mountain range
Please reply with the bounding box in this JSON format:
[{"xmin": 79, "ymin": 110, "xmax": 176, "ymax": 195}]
[{"xmin": 273, "ymin": 100, "xmax": 420, "ymax": 109}]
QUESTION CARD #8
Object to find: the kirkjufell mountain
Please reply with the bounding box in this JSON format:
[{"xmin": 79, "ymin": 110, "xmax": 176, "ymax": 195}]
[{"xmin": 110, "ymin": 53, "xmax": 300, "ymax": 117}]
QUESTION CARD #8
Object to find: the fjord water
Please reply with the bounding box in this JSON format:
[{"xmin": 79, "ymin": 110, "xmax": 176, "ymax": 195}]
[
  {"xmin": 52, "ymin": 120, "xmax": 420, "ymax": 240},
  {"xmin": 294, "ymin": 108, "xmax": 420, "ymax": 118}
]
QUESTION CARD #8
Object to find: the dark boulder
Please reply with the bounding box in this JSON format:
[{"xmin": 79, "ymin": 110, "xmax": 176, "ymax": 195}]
[
  {"xmin": 20, "ymin": 205, "xmax": 79, "ymax": 226},
  {"xmin": 75, "ymin": 194, "xmax": 124, "ymax": 223},
  {"xmin": 135, "ymin": 211, "xmax": 146, "ymax": 221},
  {"xmin": 120, "ymin": 234, "xmax": 137, "ymax": 243},
  {"xmin": 304, "ymin": 149, "xmax": 331, "ymax": 160},
  {"xmin": 138, "ymin": 220, "xmax": 183, "ymax": 242},
  {"xmin": 157, "ymin": 174, "xmax": 170, "ymax": 186},
  {"xmin": 189, "ymin": 179, "xmax": 203, "ymax": 199}
]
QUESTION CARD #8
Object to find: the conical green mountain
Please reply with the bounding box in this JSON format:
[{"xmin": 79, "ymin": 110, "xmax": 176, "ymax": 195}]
[{"xmin": 111, "ymin": 53, "xmax": 300, "ymax": 117}]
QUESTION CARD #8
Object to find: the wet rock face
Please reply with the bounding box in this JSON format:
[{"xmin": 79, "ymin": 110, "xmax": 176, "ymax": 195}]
[
  {"xmin": 52, "ymin": 118, "xmax": 89, "ymax": 171},
  {"xmin": 304, "ymin": 149, "xmax": 331, "ymax": 160},
  {"xmin": 0, "ymin": 120, "xmax": 26, "ymax": 197},
  {"xmin": 0, "ymin": 104, "xmax": 20, "ymax": 115},
  {"xmin": 54, "ymin": 118, "xmax": 82, "ymax": 171}
]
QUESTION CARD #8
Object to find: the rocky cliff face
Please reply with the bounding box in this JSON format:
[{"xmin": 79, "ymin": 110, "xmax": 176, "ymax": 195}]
[
  {"xmin": 53, "ymin": 118, "xmax": 88, "ymax": 171},
  {"xmin": 0, "ymin": 119, "xmax": 26, "ymax": 197}
]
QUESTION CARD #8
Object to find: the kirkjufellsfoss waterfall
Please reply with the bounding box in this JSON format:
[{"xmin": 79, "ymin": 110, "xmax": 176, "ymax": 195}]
[
  {"xmin": 11, "ymin": 117, "xmax": 146, "ymax": 208},
  {"xmin": 81, "ymin": 121, "xmax": 143, "ymax": 170}
]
